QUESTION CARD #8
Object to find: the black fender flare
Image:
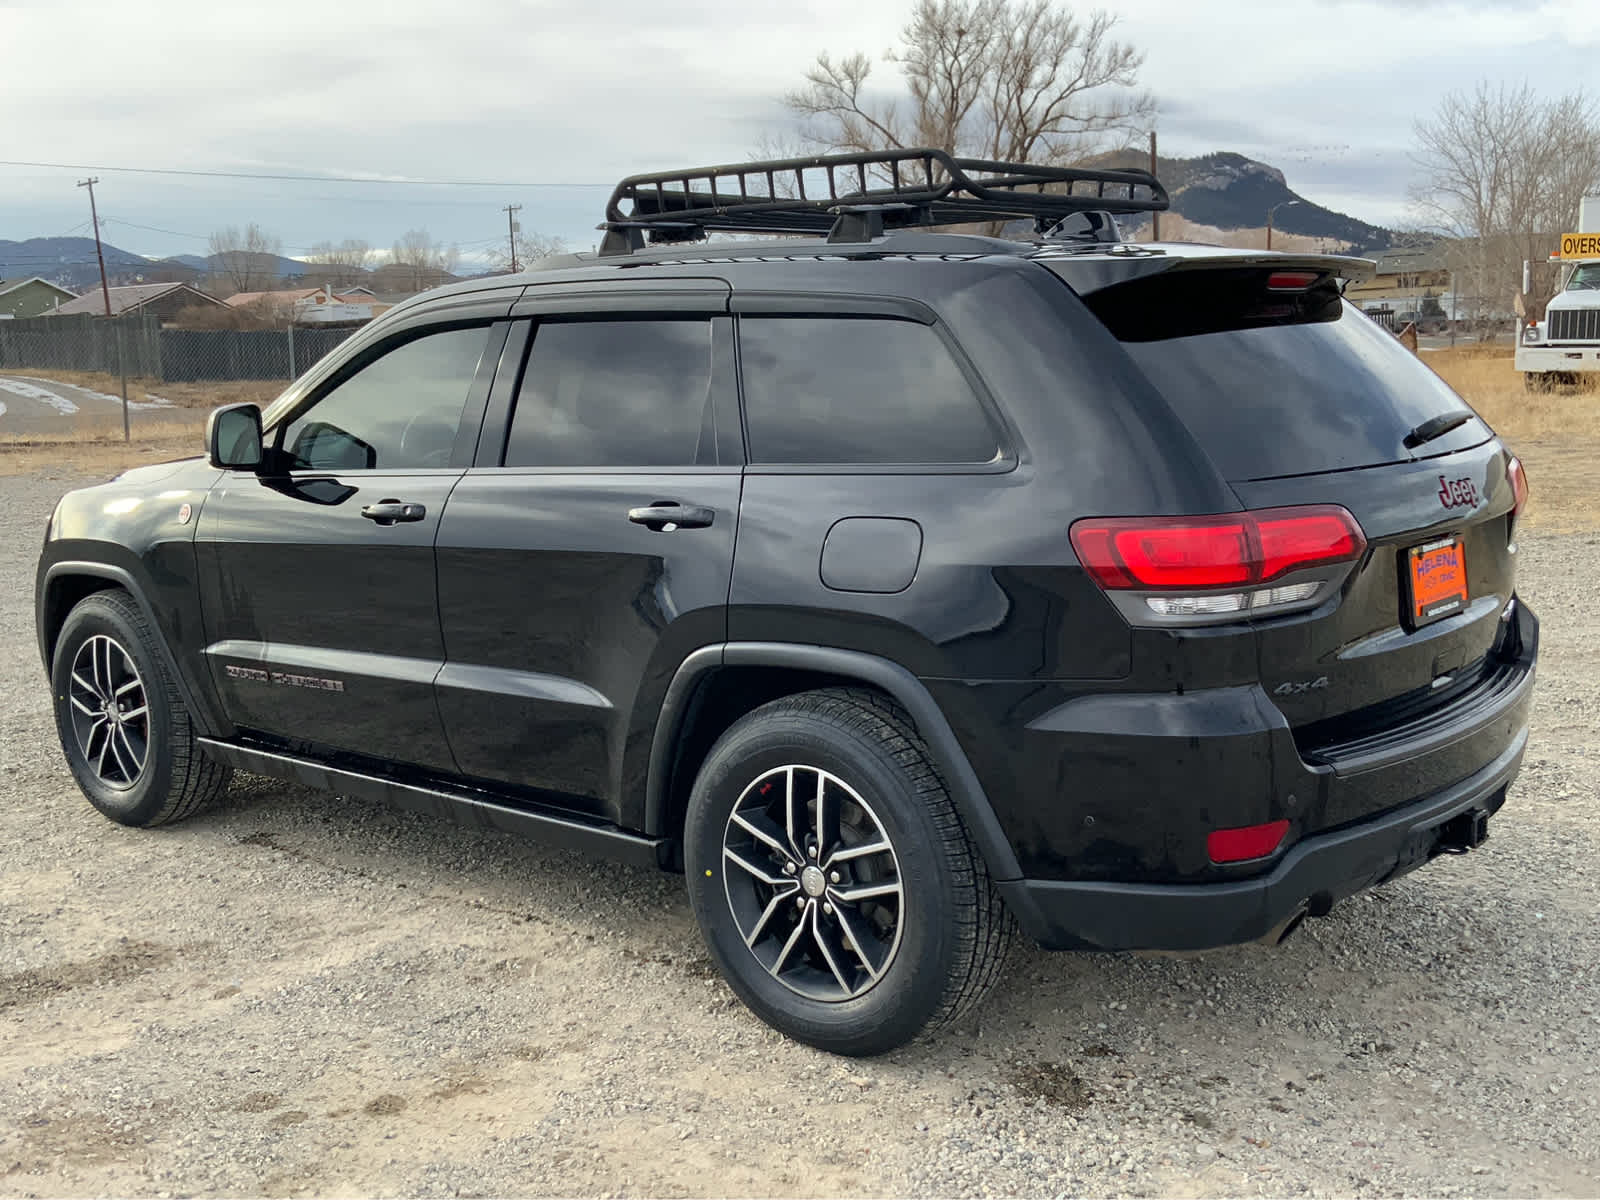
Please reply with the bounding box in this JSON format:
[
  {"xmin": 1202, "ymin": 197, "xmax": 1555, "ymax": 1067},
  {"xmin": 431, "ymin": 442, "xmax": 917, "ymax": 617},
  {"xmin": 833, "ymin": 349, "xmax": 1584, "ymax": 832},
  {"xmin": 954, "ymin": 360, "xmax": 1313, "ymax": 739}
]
[
  {"xmin": 644, "ymin": 641, "xmax": 1023, "ymax": 882},
  {"xmin": 39, "ymin": 560, "xmax": 230, "ymax": 738}
]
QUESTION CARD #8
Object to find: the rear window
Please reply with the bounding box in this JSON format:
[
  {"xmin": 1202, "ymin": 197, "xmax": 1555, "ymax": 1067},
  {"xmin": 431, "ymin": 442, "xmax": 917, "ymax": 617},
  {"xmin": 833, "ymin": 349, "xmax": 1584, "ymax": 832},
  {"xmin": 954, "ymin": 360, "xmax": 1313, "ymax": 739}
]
[{"xmin": 1077, "ymin": 268, "xmax": 1488, "ymax": 481}]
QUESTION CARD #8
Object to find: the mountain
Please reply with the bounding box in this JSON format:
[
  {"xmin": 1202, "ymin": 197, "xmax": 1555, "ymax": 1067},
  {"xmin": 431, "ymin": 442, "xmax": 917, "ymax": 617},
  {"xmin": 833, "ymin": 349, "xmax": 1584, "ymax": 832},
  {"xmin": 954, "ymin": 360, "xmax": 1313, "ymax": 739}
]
[
  {"xmin": 1090, "ymin": 151, "xmax": 1397, "ymax": 254},
  {"xmin": 0, "ymin": 236, "xmax": 152, "ymax": 287},
  {"xmin": 0, "ymin": 238, "xmax": 311, "ymax": 291}
]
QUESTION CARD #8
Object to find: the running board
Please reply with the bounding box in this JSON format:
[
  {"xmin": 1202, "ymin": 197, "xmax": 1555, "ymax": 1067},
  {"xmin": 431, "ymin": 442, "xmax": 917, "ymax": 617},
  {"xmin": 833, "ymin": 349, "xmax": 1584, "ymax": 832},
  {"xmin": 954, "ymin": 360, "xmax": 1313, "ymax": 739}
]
[{"xmin": 197, "ymin": 738, "xmax": 667, "ymax": 870}]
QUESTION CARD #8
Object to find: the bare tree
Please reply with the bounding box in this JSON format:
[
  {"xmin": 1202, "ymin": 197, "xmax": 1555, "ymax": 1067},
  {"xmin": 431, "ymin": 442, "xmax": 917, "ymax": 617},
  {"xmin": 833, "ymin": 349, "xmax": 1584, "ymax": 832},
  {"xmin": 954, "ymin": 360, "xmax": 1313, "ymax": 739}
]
[
  {"xmin": 485, "ymin": 230, "xmax": 566, "ymax": 273},
  {"xmin": 208, "ymin": 223, "xmax": 283, "ymax": 295},
  {"xmin": 302, "ymin": 238, "xmax": 374, "ymax": 289},
  {"xmin": 784, "ymin": 0, "xmax": 1153, "ymax": 168},
  {"xmin": 1411, "ymin": 83, "xmax": 1600, "ymax": 328},
  {"xmin": 386, "ymin": 229, "xmax": 461, "ymax": 292}
]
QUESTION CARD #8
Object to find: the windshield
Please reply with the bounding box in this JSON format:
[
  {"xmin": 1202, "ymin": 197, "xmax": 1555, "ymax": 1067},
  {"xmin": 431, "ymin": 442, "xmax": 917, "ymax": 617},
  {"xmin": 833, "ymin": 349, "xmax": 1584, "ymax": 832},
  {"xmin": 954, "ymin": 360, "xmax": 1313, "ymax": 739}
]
[{"xmin": 1567, "ymin": 264, "xmax": 1600, "ymax": 291}]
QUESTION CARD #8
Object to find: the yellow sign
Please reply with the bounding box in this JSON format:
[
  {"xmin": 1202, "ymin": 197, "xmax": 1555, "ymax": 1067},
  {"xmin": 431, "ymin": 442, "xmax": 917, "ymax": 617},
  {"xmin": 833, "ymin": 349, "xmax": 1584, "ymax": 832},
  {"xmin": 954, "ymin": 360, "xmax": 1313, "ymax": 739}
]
[{"xmin": 1559, "ymin": 232, "xmax": 1600, "ymax": 258}]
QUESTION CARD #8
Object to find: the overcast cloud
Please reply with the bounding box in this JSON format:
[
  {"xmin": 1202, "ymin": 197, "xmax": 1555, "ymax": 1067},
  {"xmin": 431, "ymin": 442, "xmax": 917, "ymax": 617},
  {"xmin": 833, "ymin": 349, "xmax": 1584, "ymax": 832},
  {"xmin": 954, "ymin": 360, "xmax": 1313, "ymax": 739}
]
[{"xmin": 1, "ymin": 0, "xmax": 1596, "ymax": 266}]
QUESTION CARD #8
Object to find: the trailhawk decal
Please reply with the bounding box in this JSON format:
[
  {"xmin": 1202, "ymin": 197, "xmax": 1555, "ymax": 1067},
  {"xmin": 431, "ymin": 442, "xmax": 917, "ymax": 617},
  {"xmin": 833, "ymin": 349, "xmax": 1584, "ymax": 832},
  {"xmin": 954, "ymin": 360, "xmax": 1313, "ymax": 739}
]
[{"xmin": 224, "ymin": 664, "xmax": 346, "ymax": 693}]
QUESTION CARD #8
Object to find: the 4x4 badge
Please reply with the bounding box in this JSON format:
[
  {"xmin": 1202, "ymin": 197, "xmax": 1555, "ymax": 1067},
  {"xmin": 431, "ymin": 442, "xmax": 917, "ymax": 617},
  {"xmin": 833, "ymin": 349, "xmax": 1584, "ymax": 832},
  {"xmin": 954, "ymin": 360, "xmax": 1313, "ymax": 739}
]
[
  {"xmin": 1438, "ymin": 475, "xmax": 1478, "ymax": 509},
  {"xmin": 1274, "ymin": 676, "xmax": 1329, "ymax": 696}
]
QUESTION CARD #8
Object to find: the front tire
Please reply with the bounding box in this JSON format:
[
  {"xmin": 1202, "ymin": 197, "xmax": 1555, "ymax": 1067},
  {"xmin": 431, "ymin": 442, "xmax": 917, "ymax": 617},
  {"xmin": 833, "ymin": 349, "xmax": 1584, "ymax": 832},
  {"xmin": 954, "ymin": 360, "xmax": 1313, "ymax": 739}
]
[
  {"xmin": 50, "ymin": 589, "xmax": 231, "ymax": 827},
  {"xmin": 684, "ymin": 689, "xmax": 1013, "ymax": 1055}
]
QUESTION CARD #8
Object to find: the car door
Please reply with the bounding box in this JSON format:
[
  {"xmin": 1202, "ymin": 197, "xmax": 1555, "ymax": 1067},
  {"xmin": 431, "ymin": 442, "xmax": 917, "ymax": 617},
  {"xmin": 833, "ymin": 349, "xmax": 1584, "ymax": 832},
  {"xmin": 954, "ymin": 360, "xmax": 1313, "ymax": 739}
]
[
  {"xmin": 197, "ymin": 312, "xmax": 511, "ymax": 770},
  {"xmin": 434, "ymin": 281, "xmax": 741, "ymax": 823}
]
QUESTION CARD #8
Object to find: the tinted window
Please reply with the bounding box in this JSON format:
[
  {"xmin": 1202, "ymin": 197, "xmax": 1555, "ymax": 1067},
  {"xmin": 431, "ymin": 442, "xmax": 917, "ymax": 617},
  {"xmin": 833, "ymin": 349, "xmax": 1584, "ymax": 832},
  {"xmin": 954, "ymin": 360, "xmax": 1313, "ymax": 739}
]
[
  {"xmin": 280, "ymin": 326, "xmax": 488, "ymax": 470},
  {"xmin": 1077, "ymin": 271, "xmax": 1487, "ymax": 481},
  {"xmin": 739, "ymin": 317, "xmax": 999, "ymax": 464},
  {"xmin": 504, "ymin": 320, "xmax": 713, "ymax": 467}
]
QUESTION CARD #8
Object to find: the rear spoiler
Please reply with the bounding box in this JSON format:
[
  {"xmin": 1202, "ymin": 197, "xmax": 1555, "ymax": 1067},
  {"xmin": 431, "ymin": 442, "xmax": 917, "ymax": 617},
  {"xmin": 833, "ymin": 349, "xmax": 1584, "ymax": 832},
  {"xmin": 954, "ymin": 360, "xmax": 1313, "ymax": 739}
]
[{"xmin": 1038, "ymin": 249, "xmax": 1376, "ymax": 296}]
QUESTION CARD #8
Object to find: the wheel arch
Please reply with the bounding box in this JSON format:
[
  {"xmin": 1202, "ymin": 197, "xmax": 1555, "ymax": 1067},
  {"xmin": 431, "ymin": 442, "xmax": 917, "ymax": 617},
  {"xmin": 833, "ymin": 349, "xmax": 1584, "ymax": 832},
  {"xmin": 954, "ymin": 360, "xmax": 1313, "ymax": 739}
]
[
  {"xmin": 644, "ymin": 642, "xmax": 1022, "ymax": 882},
  {"xmin": 38, "ymin": 562, "xmax": 229, "ymax": 738}
]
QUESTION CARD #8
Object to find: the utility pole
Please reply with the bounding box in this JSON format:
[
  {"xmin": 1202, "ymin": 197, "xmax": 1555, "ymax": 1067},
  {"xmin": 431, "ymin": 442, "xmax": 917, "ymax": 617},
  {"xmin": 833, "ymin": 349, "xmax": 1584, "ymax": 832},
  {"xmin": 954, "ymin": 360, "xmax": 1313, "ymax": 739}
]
[
  {"xmin": 1148, "ymin": 130, "xmax": 1160, "ymax": 242},
  {"xmin": 78, "ymin": 176, "xmax": 128, "ymax": 440},
  {"xmin": 78, "ymin": 177, "xmax": 112, "ymax": 317},
  {"xmin": 503, "ymin": 203, "xmax": 522, "ymax": 273}
]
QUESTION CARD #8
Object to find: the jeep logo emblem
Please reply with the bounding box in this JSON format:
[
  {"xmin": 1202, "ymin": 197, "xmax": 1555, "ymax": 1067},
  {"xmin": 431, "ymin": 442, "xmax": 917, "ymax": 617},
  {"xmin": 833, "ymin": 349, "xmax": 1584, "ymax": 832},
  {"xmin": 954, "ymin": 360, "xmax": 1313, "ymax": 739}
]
[{"xmin": 1438, "ymin": 475, "xmax": 1478, "ymax": 509}]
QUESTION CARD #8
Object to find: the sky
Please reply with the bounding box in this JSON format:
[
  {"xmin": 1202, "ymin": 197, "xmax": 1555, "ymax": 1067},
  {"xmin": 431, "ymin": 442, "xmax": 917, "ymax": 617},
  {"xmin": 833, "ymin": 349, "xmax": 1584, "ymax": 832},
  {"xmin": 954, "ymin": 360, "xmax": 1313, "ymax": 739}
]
[{"xmin": 1, "ymin": 0, "xmax": 1596, "ymax": 269}]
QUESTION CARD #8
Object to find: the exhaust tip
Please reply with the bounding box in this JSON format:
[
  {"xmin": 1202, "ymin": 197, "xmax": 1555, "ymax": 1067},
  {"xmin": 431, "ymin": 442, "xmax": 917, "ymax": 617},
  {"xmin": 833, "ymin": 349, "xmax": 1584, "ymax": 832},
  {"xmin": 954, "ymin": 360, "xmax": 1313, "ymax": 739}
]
[{"xmin": 1276, "ymin": 910, "xmax": 1308, "ymax": 945}]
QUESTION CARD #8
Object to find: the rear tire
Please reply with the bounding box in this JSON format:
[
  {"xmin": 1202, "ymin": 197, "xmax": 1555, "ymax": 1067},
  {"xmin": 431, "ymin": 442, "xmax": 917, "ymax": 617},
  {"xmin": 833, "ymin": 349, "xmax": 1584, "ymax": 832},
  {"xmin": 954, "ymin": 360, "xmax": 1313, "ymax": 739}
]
[
  {"xmin": 50, "ymin": 589, "xmax": 231, "ymax": 827},
  {"xmin": 684, "ymin": 688, "xmax": 1013, "ymax": 1056}
]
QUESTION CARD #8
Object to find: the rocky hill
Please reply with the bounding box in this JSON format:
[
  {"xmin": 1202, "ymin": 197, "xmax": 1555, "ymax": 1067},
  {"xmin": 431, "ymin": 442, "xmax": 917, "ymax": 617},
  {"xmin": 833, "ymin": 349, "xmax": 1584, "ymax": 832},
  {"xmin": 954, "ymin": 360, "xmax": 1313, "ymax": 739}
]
[{"xmin": 1090, "ymin": 151, "xmax": 1398, "ymax": 253}]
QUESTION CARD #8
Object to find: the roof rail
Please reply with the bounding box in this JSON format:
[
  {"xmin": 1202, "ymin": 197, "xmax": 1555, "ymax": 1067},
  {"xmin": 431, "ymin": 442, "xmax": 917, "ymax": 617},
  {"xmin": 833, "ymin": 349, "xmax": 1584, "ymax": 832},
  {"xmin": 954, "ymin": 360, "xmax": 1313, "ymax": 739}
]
[{"xmin": 597, "ymin": 148, "xmax": 1168, "ymax": 255}]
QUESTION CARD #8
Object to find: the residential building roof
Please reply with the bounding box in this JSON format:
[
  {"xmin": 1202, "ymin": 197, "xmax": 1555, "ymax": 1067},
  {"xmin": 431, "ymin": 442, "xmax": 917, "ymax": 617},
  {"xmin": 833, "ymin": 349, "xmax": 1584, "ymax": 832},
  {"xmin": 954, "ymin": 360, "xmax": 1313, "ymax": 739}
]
[
  {"xmin": 1367, "ymin": 244, "xmax": 1452, "ymax": 276},
  {"xmin": 0, "ymin": 276, "xmax": 77, "ymax": 302},
  {"xmin": 51, "ymin": 282, "xmax": 222, "ymax": 316}
]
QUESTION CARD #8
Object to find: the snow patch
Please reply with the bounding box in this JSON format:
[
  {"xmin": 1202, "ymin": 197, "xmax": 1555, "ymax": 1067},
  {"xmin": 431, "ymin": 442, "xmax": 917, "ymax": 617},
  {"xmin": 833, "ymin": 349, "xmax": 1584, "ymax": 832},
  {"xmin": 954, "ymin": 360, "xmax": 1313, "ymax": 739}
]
[
  {"xmin": 0, "ymin": 377, "xmax": 78, "ymax": 414},
  {"xmin": 5, "ymin": 375, "xmax": 174, "ymax": 412}
]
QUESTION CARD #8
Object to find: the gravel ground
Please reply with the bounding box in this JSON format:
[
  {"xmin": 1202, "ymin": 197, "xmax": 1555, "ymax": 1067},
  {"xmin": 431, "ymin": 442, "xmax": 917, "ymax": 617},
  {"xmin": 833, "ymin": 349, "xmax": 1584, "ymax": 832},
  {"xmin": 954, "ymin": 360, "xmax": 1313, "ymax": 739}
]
[{"xmin": 2, "ymin": 468, "xmax": 1597, "ymax": 1198}]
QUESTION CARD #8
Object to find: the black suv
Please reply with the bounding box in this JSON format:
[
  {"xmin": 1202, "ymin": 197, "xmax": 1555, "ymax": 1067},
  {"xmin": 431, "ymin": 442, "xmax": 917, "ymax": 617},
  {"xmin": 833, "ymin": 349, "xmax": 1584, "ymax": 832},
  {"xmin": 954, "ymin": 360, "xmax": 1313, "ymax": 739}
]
[{"xmin": 36, "ymin": 152, "xmax": 1537, "ymax": 1055}]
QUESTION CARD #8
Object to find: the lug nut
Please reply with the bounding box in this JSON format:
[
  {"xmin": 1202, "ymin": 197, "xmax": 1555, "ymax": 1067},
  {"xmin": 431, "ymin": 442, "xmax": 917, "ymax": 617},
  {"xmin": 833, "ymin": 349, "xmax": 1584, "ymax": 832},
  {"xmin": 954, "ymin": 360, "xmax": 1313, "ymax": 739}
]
[
  {"xmin": 808, "ymin": 845, "xmax": 817, "ymax": 857},
  {"xmin": 783, "ymin": 862, "xmax": 796, "ymax": 874},
  {"xmin": 822, "ymin": 903, "xmax": 833, "ymax": 915},
  {"xmin": 829, "ymin": 871, "xmax": 841, "ymax": 883}
]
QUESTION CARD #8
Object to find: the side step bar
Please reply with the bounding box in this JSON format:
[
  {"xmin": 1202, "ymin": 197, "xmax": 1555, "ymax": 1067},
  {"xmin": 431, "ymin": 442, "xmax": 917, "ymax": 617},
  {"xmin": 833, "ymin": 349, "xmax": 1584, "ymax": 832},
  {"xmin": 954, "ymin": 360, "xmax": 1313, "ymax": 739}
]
[{"xmin": 197, "ymin": 738, "xmax": 668, "ymax": 870}]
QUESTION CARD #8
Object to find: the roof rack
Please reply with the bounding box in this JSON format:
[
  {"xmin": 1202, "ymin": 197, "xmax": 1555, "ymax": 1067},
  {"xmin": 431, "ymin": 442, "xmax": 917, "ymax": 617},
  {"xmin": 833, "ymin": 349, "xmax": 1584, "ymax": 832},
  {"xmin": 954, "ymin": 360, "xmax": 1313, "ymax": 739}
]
[{"xmin": 597, "ymin": 148, "xmax": 1168, "ymax": 255}]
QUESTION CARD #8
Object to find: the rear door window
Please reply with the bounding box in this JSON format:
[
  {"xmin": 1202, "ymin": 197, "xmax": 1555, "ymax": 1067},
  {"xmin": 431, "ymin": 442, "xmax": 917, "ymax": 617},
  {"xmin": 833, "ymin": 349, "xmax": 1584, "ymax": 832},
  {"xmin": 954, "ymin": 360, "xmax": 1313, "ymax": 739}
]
[
  {"xmin": 504, "ymin": 319, "xmax": 714, "ymax": 467},
  {"xmin": 1069, "ymin": 267, "xmax": 1489, "ymax": 482},
  {"xmin": 738, "ymin": 316, "xmax": 1000, "ymax": 465}
]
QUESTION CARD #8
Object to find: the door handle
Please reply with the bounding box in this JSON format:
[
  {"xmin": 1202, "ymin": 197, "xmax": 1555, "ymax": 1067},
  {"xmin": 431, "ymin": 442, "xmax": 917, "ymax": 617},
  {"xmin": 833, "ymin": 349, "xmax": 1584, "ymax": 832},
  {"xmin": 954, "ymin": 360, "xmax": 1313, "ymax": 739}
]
[
  {"xmin": 360, "ymin": 499, "xmax": 427, "ymax": 525},
  {"xmin": 627, "ymin": 502, "xmax": 715, "ymax": 532}
]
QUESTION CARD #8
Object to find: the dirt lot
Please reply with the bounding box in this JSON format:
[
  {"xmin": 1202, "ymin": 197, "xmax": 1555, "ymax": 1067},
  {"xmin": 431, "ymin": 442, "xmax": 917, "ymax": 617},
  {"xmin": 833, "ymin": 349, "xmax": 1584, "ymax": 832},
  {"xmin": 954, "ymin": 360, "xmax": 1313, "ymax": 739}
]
[{"xmin": 2, "ymin": 457, "xmax": 1599, "ymax": 1197}]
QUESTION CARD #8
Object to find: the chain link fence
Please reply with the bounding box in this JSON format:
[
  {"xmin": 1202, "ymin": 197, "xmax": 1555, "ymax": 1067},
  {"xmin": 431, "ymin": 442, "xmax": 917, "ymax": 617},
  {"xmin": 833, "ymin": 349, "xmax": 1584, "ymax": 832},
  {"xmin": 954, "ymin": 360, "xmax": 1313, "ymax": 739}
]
[{"xmin": 0, "ymin": 313, "xmax": 360, "ymax": 383}]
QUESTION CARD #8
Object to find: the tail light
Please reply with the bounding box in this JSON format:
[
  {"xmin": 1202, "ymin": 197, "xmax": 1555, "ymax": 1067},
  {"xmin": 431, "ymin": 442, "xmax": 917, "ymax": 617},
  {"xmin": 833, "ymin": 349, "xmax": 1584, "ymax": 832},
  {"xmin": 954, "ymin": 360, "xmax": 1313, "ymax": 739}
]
[
  {"xmin": 1266, "ymin": 271, "xmax": 1321, "ymax": 291},
  {"xmin": 1070, "ymin": 505, "xmax": 1367, "ymax": 626},
  {"xmin": 1507, "ymin": 455, "xmax": 1529, "ymax": 537}
]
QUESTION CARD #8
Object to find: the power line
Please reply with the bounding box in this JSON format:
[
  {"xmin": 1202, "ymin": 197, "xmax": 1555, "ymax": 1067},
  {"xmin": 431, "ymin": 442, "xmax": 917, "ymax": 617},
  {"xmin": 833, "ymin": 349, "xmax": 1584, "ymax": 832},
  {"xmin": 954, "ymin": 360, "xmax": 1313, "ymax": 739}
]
[{"xmin": 0, "ymin": 158, "xmax": 610, "ymax": 189}]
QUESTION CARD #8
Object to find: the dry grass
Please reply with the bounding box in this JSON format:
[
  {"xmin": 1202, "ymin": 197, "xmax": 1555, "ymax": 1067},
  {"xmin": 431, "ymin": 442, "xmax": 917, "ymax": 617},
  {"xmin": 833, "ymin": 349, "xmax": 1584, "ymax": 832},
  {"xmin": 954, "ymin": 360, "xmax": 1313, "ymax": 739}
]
[
  {"xmin": 1424, "ymin": 347, "xmax": 1599, "ymax": 531},
  {"xmin": 0, "ymin": 417, "xmax": 207, "ymax": 478},
  {"xmin": 3, "ymin": 369, "xmax": 286, "ymax": 411}
]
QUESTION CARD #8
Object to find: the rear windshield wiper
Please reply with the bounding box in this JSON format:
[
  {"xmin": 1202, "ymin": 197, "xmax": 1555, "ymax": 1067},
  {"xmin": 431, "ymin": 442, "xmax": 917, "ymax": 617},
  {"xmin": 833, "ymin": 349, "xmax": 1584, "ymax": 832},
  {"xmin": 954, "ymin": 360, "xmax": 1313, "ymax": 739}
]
[{"xmin": 1404, "ymin": 411, "xmax": 1472, "ymax": 449}]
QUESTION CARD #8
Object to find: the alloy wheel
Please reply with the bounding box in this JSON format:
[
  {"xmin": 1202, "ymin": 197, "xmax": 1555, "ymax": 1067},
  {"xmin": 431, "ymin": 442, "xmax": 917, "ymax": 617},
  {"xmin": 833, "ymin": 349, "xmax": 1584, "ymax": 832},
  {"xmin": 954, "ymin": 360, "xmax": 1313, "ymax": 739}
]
[
  {"xmin": 721, "ymin": 764, "xmax": 905, "ymax": 1002},
  {"xmin": 67, "ymin": 634, "xmax": 150, "ymax": 789}
]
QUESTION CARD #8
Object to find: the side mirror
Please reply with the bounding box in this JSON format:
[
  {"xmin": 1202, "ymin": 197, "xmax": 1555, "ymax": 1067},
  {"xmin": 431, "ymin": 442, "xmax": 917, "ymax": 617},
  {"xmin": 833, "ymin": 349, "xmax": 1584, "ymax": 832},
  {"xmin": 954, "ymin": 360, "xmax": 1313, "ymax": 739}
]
[{"xmin": 207, "ymin": 403, "xmax": 263, "ymax": 470}]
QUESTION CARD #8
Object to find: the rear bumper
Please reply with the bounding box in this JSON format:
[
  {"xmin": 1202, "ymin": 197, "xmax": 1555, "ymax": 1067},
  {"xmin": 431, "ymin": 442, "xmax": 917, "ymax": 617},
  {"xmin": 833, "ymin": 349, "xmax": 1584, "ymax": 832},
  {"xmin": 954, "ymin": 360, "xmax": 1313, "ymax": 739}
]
[{"xmin": 998, "ymin": 724, "xmax": 1525, "ymax": 950}]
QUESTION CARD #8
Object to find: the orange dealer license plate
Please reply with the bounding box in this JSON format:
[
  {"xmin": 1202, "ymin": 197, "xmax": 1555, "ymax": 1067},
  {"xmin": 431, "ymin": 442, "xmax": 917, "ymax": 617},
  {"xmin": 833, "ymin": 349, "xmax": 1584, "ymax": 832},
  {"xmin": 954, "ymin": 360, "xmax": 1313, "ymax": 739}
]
[{"xmin": 1407, "ymin": 536, "xmax": 1468, "ymax": 628}]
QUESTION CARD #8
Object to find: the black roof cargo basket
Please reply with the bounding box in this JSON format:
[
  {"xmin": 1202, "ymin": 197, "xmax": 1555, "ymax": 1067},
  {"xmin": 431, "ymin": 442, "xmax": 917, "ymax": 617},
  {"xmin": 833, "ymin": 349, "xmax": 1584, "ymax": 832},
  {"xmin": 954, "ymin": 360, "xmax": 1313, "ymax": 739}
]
[{"xmin": 598, "ymin": 148, "xmax": 1168, "ymax": 255}]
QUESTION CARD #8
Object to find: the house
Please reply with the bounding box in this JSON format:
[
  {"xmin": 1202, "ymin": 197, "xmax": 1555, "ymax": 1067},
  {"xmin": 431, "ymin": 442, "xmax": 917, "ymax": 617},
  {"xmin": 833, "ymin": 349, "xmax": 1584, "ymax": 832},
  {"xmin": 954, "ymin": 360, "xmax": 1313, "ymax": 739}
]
[
  {"xmin": 51, "ymin": 282, "xmax": 225, "ymax": 320},
  {"xmin": 0, "ymin": 277, "xmax": 77, "ymax": 319},
  {"xmin": 226, "ymin": 286, "xmax": 376, "ymax": 324}
]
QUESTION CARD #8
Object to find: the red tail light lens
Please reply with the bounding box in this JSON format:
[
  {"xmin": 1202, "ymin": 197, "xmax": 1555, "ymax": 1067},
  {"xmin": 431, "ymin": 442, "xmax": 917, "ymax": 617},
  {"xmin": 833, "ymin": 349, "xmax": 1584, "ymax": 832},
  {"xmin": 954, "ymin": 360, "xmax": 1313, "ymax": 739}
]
[
  {"xmin": 1507, "ymin": 455, "xmax": 1529, "ymax": 525},
  {"xmin": 1208, "ymin": 819, "xmax": 1290, "ymax": 864},
  {"xmin": 1266, "ymin": 271, "xmax": 1321, "ymax": 291},
  {"xmin": 1070, "ymin": 506, "xmax": 1366, "ymax": 591}
]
